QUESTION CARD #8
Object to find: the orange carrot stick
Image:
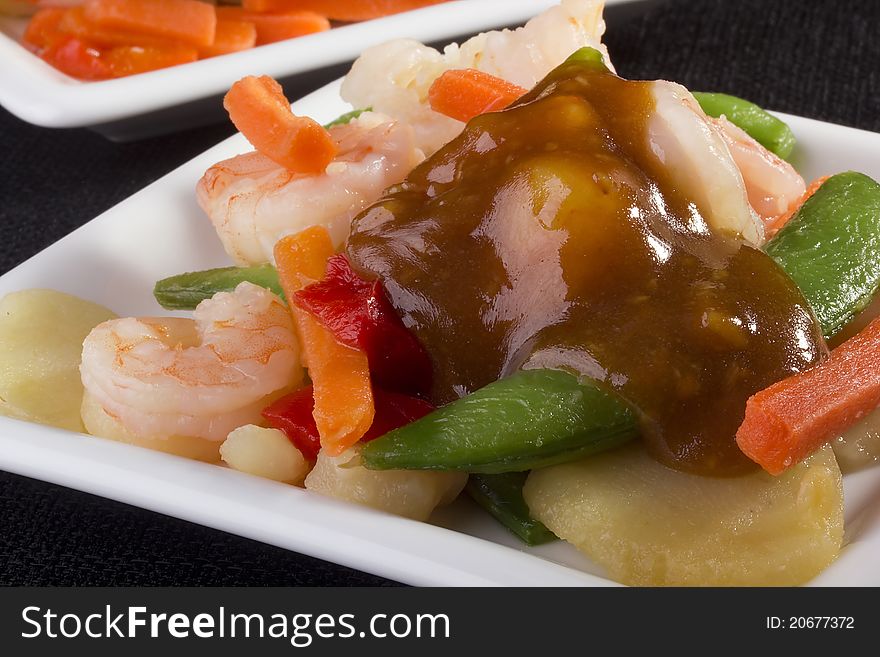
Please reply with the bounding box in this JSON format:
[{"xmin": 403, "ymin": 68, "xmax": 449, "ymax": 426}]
[
  {"xmin": 765, "ymin": 175, "xmax": 832, "ymax": 239},
  {"xmin": 215, "ymin": 8, "xmax": 329, "ymax": 45},
  {"xmin": 428, "ymin": 68, "xmax": 526, "ymax": 123},
  {"xmin": 274, "ymin": 228, "xmax": 375, "ymax": 456},
  {"xmin": 105, "ymin": 44, "xmax": 198, "ymax": 77},
  {"xmin": 223, "ymin": 75, "xmax": 337, "ymax": 173},
  {"xmin": 199, "ymin": 19, "xmax": 257, "ymax": 58},
  {"xmin": 736, "ymin": 316, "xmax": 880, "ymax": 474},
  {"xmin": 22, "ymin": 7, "xmax": 66, "ymax": 52},
  {"xmin": 83, "ymin": 0, "xmax": 216, "ymax": 48},
  {"xmin": 241, "ymin": 0, "xmax": 447, "ymax": 22},
  {"xmin": 252, "ymin": 11, "xmax": 329, "ymax": 45},
  {"xmin": 58, "ymin": 7, "xmax": 186, "ymax": 49}
]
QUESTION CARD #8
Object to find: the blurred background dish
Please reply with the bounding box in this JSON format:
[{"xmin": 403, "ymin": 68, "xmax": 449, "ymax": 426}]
[{"xmin": 1, "ymin": 0, "xmax": 644, "ymax": 140}]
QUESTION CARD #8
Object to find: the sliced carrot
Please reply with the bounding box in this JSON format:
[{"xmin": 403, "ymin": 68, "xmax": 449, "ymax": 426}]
[
  {"xmin": 736, "ymin": 316, "xmax": 880, "ymax": 474},
  {"xmin": 274, "ymin": 228, "xmax": 375, "ymax": 456},
  {"xmin": 765, "ymin": 175, "xmax": 831, "ymax": 239},
  {"xmin": 223, "ymin": 75, "xmax": 337, "ymax": 173},
  {"xmin": 22, "ymin": 7, "xmax": 66, "ymax": 53},
  {"xmin": 199, "ymin": 19, "xmax": 257, "ymax": 58},
  {"xmin": 216, "ymin": 7, "xmax": 329, "ymax": 45},
  {"xmin": 58, "ymin": 6, "xmax": 184, "ymax": 49},
  {"xmin": 428, "ymin": 68, "xmax": 526, "ymax": 123},
  {"xmin": 250, "ymin": 11, "xmax": 329, "ymax": 45},
  {"xmin": 242, "ymin": 0, "xmax": 448, "ymax": 22},
  {"xmin": 83, "ymin": 0, "xmax": 216, "ymax": 48},
  {"xmin": 214, "ymin": 7, "xmax": 248, "ymax": 20},
  {"xmin": 105, "ymin": 44, "xmax": 198, "ymax": 77},
  {"xmin": 41, "ymin": 37, "xmax": 111, "ymax": 80}
]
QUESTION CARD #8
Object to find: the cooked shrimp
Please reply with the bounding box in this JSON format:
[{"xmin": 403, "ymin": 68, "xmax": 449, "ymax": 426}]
[
  {"xmin": 649, "ymin": 81, "xmax": 764, "ymax": 245},
  {"xmin": 80, "ymin": 282, "xmax": 302, "ymax": 442},
  {"xmin": 711, "ymin": 116, "xmax": 806, "ymax": 226},
  {"xmin": 197, "ymin": 111, "xmax": 423, "ymax": 266},
  {"xmin": 650, "ymin": 84, "xmax": 807, "ymax": 245},
  {"xmin": 341, "ymin": 0, "xmax": 612, "ymax": 154}
]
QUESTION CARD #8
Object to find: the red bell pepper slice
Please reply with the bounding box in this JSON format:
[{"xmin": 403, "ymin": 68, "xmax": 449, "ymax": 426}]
[
  {"xmin": 293, "ymin": 254, "xmax": 432, "ymax": 396},
  {"xmin": 262, "ymin": 385, "xmax": 435, "ymax": 460},
  {"xmin": 42, "ymin": 37, "xmax": 111, "ymax": 80},
  {"xmin": 365, "ymin": 388, "xmax": 435, "ymax": 441},
  {"xmin": 261, "ymin": 386, "xmax": 321, "ymax": 461}
]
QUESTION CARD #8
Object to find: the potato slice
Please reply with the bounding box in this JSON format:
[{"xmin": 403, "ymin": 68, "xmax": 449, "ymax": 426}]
[
  {"xmin": 305, "ymin": 448, "xmax": 467, "ymax": 521},
  {"xmin": 523, "ymin": 444, "xmax": 843, "ymax": 586},
  {"xmin": 81, "ymin": 391, "xmax": 221, "ymax": 463},
  {"xmin": 221, "ymin": 424, "xmax": 310, "ymax": 484},
  {"xmin": 832, "ymin": 405, "xmax": 880, "ymax": 472},
  {"xmin": 0, "ymin": 289, "xmax": 116, "ymax": 432}
]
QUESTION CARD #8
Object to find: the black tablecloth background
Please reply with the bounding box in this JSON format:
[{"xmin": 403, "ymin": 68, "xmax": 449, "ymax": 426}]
[{"xmin": 1, "ymin": 0, "xmax": 878, "ymax": 585}]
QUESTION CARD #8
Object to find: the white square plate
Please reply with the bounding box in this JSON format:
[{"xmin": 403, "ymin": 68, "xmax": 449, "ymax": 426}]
[
  {"xmin": 1, "ymin": 78, "xmax": 879, "ymax": 586},
  {"xmin": 0, "ymin": 0, "xmax": 572, "ymax": 139}
]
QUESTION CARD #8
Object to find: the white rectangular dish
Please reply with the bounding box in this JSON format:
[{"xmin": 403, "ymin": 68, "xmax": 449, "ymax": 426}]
[
  {"xmin": 0, "ymin": 0, "xmax": 583, "ymax": 140},
  {"xmin": 1, "ymin": 78, "xmax": 879, "ymax": 586}
]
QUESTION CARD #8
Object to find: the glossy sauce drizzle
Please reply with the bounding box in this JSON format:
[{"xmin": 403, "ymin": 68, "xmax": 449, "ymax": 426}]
[{"xmin": 347, "ymin": 62, "xmax": 826, "ymax": 475}]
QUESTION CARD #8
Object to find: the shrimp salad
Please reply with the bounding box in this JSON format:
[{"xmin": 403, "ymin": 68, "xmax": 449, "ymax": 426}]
[{"xmin": 3, "ymin": 0, "xmax": 880, "ymax": 587}]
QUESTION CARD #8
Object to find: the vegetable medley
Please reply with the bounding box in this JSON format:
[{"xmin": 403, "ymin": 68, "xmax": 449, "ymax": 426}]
[
  {"xmin": 10, "ymin": 0, "xmax": 449, "ymax": 80},
  {"xmin": 2, "ymin": 0, "xmax": 879, "ymax": 586}
]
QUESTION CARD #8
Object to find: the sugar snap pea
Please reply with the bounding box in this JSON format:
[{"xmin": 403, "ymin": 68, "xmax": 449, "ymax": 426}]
[
  {"xmin": 466, "ymin": 472, "xmax": 557, "ymax": 546},
  {"xmin": 153, "ymin": 264, "xmax": 283, "ymax": 310},
  {"xmin": 323, "ymin": 107, "xmax": 370, "ymax": 129},
  {"xmin": 563, "ymin": 46, "xmax": 608, "ymax": 69},
  {"xmin": 693, "ymin": 91, "xmax": 796, "ymax": 160},
  {"xmin": 360, "ymin": 369, "xmax": 638, "ymax": 473},
  {"xmin": 765, "ymin": 172, "xmax": 880, "ymax": 339}
]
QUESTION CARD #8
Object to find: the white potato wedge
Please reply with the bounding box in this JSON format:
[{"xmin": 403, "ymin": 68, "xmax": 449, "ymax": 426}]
[
  {"xmin": 523, "ymin": 443, "xmax": 843, "ymax": 586},
  {"xmin": 81, "ymin": 391, "xmax": 221, "ymax": 463},
  {"xmin": 0, "ymin": 289, "xmax": 116, "ymax": 432},
  {"xmin": 305, "ymin": 448, "xmax": 467, "ymax": 521},
  {"xmin": 221, "ymin": 424, "xmax": 310, "ymax": 485},
  {"xmin": 832, "ymin": 405, "xmax": 880, "ymax": 472}
]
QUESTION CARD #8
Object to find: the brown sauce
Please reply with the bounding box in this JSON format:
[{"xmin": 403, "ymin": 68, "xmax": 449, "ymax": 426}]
[{"xmin": 346, "ymin": 61, "xmax": 826, "ymax": 475}]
